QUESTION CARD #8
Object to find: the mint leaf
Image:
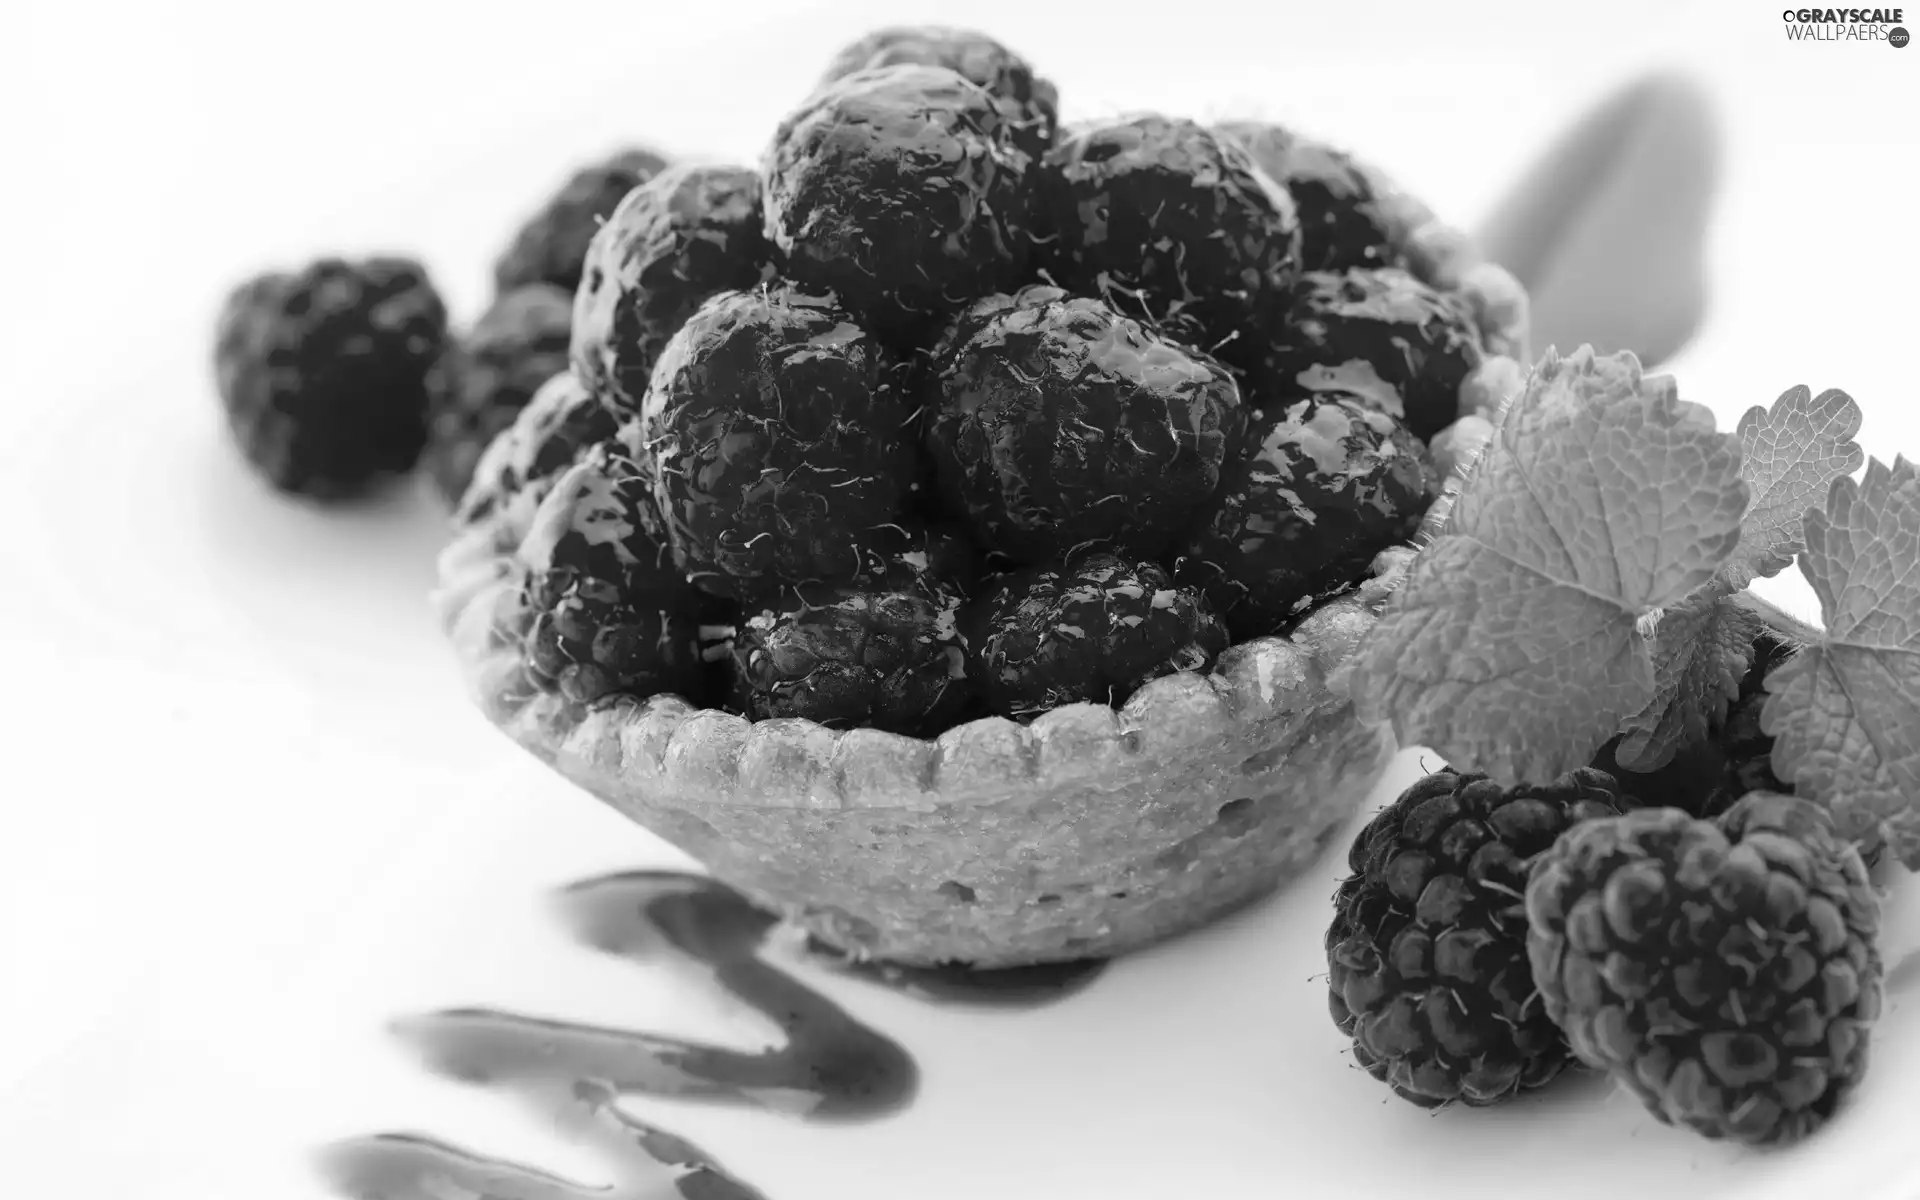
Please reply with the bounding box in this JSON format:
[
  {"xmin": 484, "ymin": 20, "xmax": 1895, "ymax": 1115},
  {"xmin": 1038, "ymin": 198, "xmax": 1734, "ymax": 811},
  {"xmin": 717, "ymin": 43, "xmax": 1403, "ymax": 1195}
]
[
  {"xmin": 1613, "ymin": 589, "xmax": 1761, "ymax": 770},
  {"xmin": 1761, "ymin": 456, "xmax": 1920, "ymax": 866},
  {"xmin": 1350, "ymin": 347, "xmax": 1749, "ymax": 784},
  {"xmin": 1722, "ymin": 385, "xmax": 1865, "ymax": 590}
]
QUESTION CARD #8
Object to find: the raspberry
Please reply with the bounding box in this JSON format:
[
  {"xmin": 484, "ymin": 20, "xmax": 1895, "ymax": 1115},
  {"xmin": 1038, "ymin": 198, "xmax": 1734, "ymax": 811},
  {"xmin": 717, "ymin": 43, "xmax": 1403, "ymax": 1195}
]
[
  {"xmin": 762, "ymin": 63, "xmax": 1037, "ymax": 338},
  {"xmin": 818, "ymin": 25, "xmax": 1059, "ymax": 157},
  {"xmin": 963, "ymin": 552, "xmax": 1227, "ymax": 721},
  {"xmin": 1236, "ymin": 266, "xmax": 1482, "ymax": 439},
  {"xmin": 634, "ymin": 285, "xmax": 916, "ymax": 602},
  {"xmin": 1327, "ymin": 768, "xmax": 1630, "ymax": 1108},
  {"xmin": 213, "ymin": 256, "xmax": 449, "ymax": 499},
  {"xmin": 426, "ymin": 284, "xmax": 574, "ymax": 506},
  {"xmin": 572, "ymin": 163, "xmax": 773, "ymax": 413},
  {"xmin": 1525, "ymin": 798, "xmax": 1883, "ymax": 1146},
  {"xmin": 455, "ymin": 371, "xmax": 620, "ymax": 530},
  {"xmin": 1179, "ymin": 394, "xmax": 1434, "ymax": 641},
  {"xmin": 1040, "ymin": 114, "xmax": 1302, "ymax": 348},
  {"xmin": 517, "ymin": 445, "xmax": 708, "ymax": 707},
  {"xmin": 1213, "ymin": 120, "xmax": 1396, "ymax": 271},
  {"xmin": 923, "ymin": 285, "xmax": 1246, "ymax": 565},
  {"xmin": 493, "ymin": 147, "xmax": 671, "ymax": 297},
  {"xmin": 730, "ymin": 525, "xmax": 976, "ymax": 735}
]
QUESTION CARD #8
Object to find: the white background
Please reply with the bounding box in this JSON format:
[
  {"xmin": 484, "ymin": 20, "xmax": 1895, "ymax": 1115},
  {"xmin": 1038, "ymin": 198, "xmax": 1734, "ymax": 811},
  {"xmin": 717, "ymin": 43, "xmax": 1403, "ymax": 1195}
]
[{"xmin": 5, "ymin": 1, "xmax": 1919, "ymax": 1197}]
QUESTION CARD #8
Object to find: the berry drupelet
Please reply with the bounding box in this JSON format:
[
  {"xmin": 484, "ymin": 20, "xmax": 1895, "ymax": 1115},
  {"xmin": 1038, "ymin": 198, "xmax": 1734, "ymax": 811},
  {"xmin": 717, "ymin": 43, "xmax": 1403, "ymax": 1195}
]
[{"xmin": 213, "ymin": 256, "xmax": 449, "ymax": 499}]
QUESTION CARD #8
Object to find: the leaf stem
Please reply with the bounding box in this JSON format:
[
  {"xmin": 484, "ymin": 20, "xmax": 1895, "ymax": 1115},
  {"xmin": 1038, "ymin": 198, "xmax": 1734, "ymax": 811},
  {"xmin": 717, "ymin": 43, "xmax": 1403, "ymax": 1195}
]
[{"xmin": 1726, "ymin": 588, "xmax": 1825, "ymax": 646}]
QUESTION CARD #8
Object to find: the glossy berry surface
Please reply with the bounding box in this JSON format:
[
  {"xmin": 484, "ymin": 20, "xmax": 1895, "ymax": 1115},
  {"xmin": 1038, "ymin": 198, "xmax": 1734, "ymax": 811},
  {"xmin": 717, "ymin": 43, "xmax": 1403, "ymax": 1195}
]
[
  {"xmin": 964, "ymin": 552, "xmax": 1227, "ymax": 721},
  {"xmin": 493, "ymin": 147, "xmax": 671, "ymax": 297},
  {"xmin": 517, "ymin": 446, "xmax": 708, "ymax": 707},
  {"xmin": 1040, "ymin": 114, "xmax": 1301, "ymax": 347},
  {"xmin": 456, "ymin": 371, "xmax": 621, "ymax": 529},
  {"xmin": 818, "ymin": 25, "xmax": 1059, "ymax": 157},
  {"xmin": 1181, "ymin": 394, "xmax": 1434, "ymax": 640},
  {"xmin": 730, "ymin": 526, "xmax": 975, "ymax": 735},
  {"xmin": 635, "ymin": 285, "xmax": 916, "ymax": 602},
  {"xmin": 923, "ymin": 285, "xmax": 1245, "ymax": 564},
  {"xmin": 1327, "ymin": 768, "xmax": 1629, "ymax": 1108},
  {"xmin": 427, "ymin": 283, "xmax": 574, "ymax": 506},
  {"xmin": 1526, "ymin": 798, "xmax": 1883, "ymax": 1146},
  {"xmin": 762, "ymin": 63, "xmax": 1037, "ymax": 337},
  {"xmin": 572, "ymin": 163, "xmax": 773, "ymax": 412},
  {"xmin": 1214, "ymin": 120, "xmax": 1395, "ymax": 271},
  {"xmin": 213, "ymin": 256, "xmax": 449, "ymax": 499},
  {"xmin": 1240, "ymin": 266, "xmax": 1482, "ymax": 439}
]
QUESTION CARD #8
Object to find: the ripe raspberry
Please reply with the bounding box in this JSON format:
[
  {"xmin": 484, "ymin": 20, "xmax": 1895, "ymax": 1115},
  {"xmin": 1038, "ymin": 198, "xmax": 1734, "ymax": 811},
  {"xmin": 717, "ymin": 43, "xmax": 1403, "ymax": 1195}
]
[
  {"xmin": 426, "ymin": 284, "xmax": 574, "ymax": 506},
  {"xmin": 1236, "ymin": 266, "xmax": 1482, "ymax": 439},
  {"xmin": 1525, "ymin": 798, "xmax": 1883, "ymax": 1146},
  {"xmin": 635, "ymin": 285, "xmax": 916, "ymax": 602},
  {"xmin": 1040, "ymin": 114, "xmax": 1302, "ymax": 347},
  {"xmin": 1179, "ymin": 394, "xmax": 1434, "ymax": 641},
  {"xmin": 730, "ymin": 525, "xmax": 976, "ymax": 735},
  {"xmin": 1214, "ymin": 120, "xmax": 1396, "ymax": 271},
  {"xmin": 493, "ymin": 147, "xmax": 671, "ymax": 297},
  {"xmin": 1327, "ymin": 768, "xmax": 1630, "ymax": 1108},
  {"xmin": 923, "ymin": 285, "xmax": 1246, "ymax": 565},
  {"xmin": 571, "ymin": 163, "xmax": 772, "ymax": 412},
  {"xmin": 964, "ymin": 552, "xmax": 1227, "ymax": 721},
  {"xmin": 517, "ymin": 445, "xmax": 709, "ymax": 707},
  {"xmin": 455, "ymin": 371, "xmax": 620, "ymax": 530},
  {"xmin": 762, "ymin": 63, "xmax": 1037, "ymax": 338},
  {"xmin": 213, "ymin": 256, "xmax": 449, "ymax": 499},
  {"xmin": 818, "ymin": 25, "xmax": 1059, "ymax": 157}
]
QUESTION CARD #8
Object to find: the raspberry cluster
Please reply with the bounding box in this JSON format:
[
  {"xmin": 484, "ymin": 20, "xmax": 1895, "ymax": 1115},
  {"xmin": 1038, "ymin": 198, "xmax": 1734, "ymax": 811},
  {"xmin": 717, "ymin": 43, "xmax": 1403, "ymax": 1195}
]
[
  {"xmin": 211, "ymin": 24, "xmax": 1511, "ymax": 732},
  {"xmin": 1325, "ymin": 621, "xmax": 1891, "ymax": 1150}
]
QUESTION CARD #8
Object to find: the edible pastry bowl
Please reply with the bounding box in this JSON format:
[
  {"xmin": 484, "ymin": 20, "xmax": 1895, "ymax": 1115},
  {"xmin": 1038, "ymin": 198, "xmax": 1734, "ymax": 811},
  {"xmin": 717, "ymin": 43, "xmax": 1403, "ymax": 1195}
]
[{"xmin": 433, "ymin": 198, "xmax": 1530, "ymax": 969}]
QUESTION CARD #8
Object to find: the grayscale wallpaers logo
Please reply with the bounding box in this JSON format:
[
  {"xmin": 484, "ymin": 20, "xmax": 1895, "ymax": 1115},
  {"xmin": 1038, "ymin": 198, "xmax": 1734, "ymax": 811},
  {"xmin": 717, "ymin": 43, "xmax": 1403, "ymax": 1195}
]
[{"xmin": 1782, "ymin": 7, "xmax": 1910, "ymax": 41}]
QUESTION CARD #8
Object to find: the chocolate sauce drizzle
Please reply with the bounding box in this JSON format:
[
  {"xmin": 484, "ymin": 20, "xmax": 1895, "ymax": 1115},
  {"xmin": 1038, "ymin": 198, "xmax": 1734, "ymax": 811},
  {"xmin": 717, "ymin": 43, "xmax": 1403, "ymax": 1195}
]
[{"xmin": 319, "ymin": 870, "xmax": 1104, "ymax": 1199}]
